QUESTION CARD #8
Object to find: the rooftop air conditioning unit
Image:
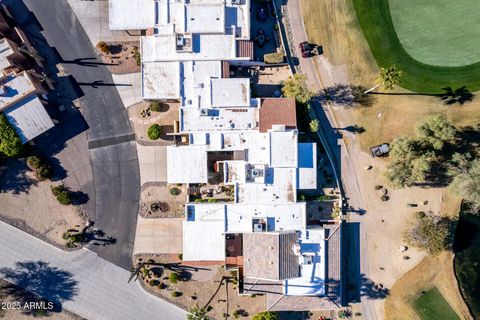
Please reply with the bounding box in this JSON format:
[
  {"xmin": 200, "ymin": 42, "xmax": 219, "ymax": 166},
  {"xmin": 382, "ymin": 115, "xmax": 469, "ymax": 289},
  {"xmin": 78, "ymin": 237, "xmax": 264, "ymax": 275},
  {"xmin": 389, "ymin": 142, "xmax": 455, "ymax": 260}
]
[
  {"xmin": 252, "ymin": 168, "xmax": 264, "ymax": 177},
  {"xmin": 176, "ymin": 35, "xmax": 185, "ymax": 47},
  {"xmin": 199, "ymin": 108, "xmax": 209, "ymax": 116},
  {"xmin": 253, "ymin": 223, "xmax": 263, "ymax": 232}
]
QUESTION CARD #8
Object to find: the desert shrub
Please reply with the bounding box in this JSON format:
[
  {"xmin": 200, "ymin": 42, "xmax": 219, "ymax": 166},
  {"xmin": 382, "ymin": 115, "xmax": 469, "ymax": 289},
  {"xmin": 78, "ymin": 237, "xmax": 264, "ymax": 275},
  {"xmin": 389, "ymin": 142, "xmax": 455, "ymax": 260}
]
[
  {"xmin": 169, "ymin": 272, "xmax": 179, "ymax": 283},
  {"xmin": 27, "ymin": 155, "xmax": 42, "ymax": 169},
  {"xmin": 97, "ymin": 41, "xmax": 109, "ymax": 54},
  {"xmin": 27, "ymin": 156, "xmax": 52, "ymax": 181},
  {"xmin": 157, "ymin": 282, "xmax": 166, "ymax": 289},
  {"xmin": 264, "ymin": 52, "xmax": 284, "ymax": 64},
  {"xmin": 149, "ymin": 101, "xmax": 161, "ymax": 112},
  {"xmin": 171, "ymin": 291, "xmax": 181, "ymax": 298},
  {"xmin": 51, "ymin": 185, "xmax": 72, "ymax": 205},
  {"xmin": 169, "ymin": 187, "xmax": 180, "ymax": 196},
  {"xmin": 147, "ymin": 124, "xmax": 162, "ymax": 140},
  {"xmin": 133, "ymin": 46, "xmax": 141, "ymax": 66},
  {"xmin": 148, "ymin": 279, "xmax": 159, "ymax": 287}
]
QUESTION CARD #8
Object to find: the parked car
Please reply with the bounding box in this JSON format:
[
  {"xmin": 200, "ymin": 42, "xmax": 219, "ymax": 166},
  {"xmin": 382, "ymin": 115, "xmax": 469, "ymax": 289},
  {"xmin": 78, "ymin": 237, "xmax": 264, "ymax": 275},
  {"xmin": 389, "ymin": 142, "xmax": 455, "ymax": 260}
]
[
  {"xmin": 369, "ymin": 143, "xmax": 390, "ymax": 157},
  {"xmin": 299, "ymin": 41, "xmax": 311, "ymax": 58},
  {"xmin": 257, "ymin": 7, "xmax": 267, "ymax": 21}
]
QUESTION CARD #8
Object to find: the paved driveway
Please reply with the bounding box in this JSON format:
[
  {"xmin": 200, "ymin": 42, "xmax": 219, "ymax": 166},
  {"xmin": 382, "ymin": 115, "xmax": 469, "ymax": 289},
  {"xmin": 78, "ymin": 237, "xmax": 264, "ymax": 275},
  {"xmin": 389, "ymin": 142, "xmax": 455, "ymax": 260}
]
[
  {"xmin": 134, "ymin": 216, "xmax": 183, "ymax": 255},
  {"xmin": 6, "ymin": 0, "xmax": 142, "ymax": 269},
  {"xmin": 0, "ymin": 221, "xmax": 185, "ymax": 320}
]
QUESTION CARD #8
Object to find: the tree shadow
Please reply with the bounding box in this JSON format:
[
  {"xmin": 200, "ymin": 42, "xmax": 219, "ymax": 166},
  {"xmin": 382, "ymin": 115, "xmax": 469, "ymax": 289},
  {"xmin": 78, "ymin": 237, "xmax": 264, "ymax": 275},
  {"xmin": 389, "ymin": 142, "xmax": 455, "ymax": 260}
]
[
  {"xmin": 369, "ymin": 86, "xmax": 474, "ymax": 105},
  {"xmin": 0, "ymin": 261, "xmax": 78, "ymax": 312},
  {"xmin": 87, "ymin": 229, "xmax": 117, "ymax": 246},
  {"xmin": 440, "ymin": 86, "xmax": 474, "ymax": 105},
  {"xmin": 0, "ymin": 158, "xmax": 37, "ymax": 194},
  {"xmin": 317, "ymin": 84, "xmax": 375, "ymax": 107},
  {"xmin": 61, "ymin": 57, "xmax": 119, "ymax": 67},
  {"xmin": 70, "ymin": 190, "xmax": 90, "ymax": 205},
  {"xmin": 338, "ymin": 125, "xmax": 366, "ymax": 134}
]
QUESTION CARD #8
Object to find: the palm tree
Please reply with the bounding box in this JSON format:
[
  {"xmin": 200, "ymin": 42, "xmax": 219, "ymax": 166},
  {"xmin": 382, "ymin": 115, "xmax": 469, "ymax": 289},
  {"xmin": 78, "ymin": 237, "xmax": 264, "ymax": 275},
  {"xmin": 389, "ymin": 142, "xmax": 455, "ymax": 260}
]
[
  {"xmin": 187, "ymin": 303, "xmax": 208, "ymax": 320},
  {"xmin": 128, "ymin": 263, "xmax": 149, "ymax": 283},
  {"xmin": 364, "ymin": 65, "xmax": 402, "ymax": 93}
]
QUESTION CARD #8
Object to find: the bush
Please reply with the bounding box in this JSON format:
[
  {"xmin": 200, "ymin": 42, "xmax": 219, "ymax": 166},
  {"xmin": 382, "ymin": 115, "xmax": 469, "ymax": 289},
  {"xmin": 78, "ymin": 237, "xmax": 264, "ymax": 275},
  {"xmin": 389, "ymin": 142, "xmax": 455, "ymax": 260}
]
[
  {"xmin": 316, "ymin": 195, "xmax": 331, "ymax": 201},
  {"xmin": 27, "ymin": 156, "xmax": 42, "ymax": 169},
  {"xmin": 264, "ymin": 52, "xmax": 284, "ymax": 64},
  {"xmin": 51, "ymin": 185, "xmax": 72, "ymax": 205},
  {"xmin": 0, "ymin": 113, "xmax": 23, "ymax": 158},
  {"xmin": 169, "ymin": 272, "xmax": 179, "ymax": 283},
  {"xmin": 149, "ymin": 101, "xmax": 162, "ymax": 112},
  {"xmin": 374, "ymin": 185, "xmax": 383, "ymax": 190},
  {"xmin": 97, "ymin": 41, "xmax": 109, "ymax": 54},
  {"xmin": 27, "ymin": 156, "xmax": 52, "ymax": 181},
  {"xmin": 178, "ymin": 253, "xmax": 183, "ymax": 260},
  {"xmin": 157, "ymin": 282, "xmax": 166, "ymax": 289},
  {"xmin": 309, "ymin": 119, "xmax": 319, "ymax": 133},
  {"xmin": 169, "ymin": 187, "xmax": 180, "ymax": 196},
  {"xmin": 148, "ymin": 279, "xmax": 159, "ymax": 287},
  {"xmin": 133, "ymin": 46, "xmax": 141, "ymax": 66},
  {"xmin": 171, "ymin": 291, "xmax": 181, "ymax": 298},
  {"xmin": 207, "ymin": 198, "xmax": 217, "ymax": 203},
  {"xmin": 147, "ymin": 124, "xmax": 162, "ymax": 140},
  {"xmin": 252, "ymin": 311, "xmax": 279, "ymax": 320}
]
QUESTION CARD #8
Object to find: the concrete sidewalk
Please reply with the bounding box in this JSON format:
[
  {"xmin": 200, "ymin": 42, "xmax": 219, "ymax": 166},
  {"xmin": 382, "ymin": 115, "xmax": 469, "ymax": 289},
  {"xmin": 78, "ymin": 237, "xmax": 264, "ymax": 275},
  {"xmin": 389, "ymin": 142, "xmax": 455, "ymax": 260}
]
[{"xmin": 0, "ymin": 221, "xmax": 185, "ymax": 320}]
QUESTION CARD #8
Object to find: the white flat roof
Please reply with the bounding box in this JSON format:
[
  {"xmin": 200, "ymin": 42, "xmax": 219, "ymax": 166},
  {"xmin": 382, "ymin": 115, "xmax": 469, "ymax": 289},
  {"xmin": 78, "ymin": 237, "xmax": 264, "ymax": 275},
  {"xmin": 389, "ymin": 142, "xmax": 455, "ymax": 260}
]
[
  {"xmin": 284, "ymin": 228, "xmax": 326, "ymax": 296},
  {"xmin": 182, "ymin": 60, "xmax": 221, "ymax": 108},
  {"xmin": 142, "ymin": 62, "xmax": 180, "ymax": 100},
  {"xmin": 0, "ymin": 73, "xmax": 36, "ymax": 111},
  {"xmin": 109, "ymin": 0, "xmax": 155, "ymax": 30},
  {"xmin": 3, "ymin": 95, "xmax": 54, "ymax": 143},
  {"xmin": 185, "ymin": 4, "xmax": 225, "ymax": 34},
  {"xmin": 0, "ymin": 39, "xmax": 14, "ymax": 71},
  {"xmin": 180, "ymin": 107, "xmax": 258, "ymax": 132},
  {"xmin": 185, "ymin": 202, "xmax": 306, "ymax": 233},
  {"xmin": 269, "ymin": 130, "xmax": 298, "ymax": 167},
  {"xmin": 297, "ymin": 143, "xmax": 317, "ymax": 190},
  {"xmin": 183, "ymin": 220, "xmax": 225, "ymax": 261},
  {"xmin": 211, "ymin": 78, "xmax": 251, "ymax": 107},
  {"xmin": 237, "ymin": 167, "xmax": 297, "ymax": 203},
  {"xmin": 141, "ymin": 34, "xmax": 238, "ymax": 62},
  {"xmin": 167, "ymin": 145, "xmax": 208, "ymax": 183}
]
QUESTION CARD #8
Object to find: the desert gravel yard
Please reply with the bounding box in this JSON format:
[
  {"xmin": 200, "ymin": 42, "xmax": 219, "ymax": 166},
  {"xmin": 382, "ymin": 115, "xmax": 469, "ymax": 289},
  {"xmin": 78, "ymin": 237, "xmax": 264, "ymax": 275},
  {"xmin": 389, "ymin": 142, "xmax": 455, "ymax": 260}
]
[{"xmin": 0, "ymin": 159, "xmax": 85, "ymax": 247}]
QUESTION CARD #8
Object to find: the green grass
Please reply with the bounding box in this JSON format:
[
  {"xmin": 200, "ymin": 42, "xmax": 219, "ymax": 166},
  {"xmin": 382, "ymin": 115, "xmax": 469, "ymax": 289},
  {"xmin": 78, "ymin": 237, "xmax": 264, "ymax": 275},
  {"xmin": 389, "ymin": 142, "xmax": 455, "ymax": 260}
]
[
  {"xmin": 352, "ymin": 0, "xmax": 480, "ymax": 93},
  {"xmin": 412, "ymin": 287, "xmax": 460, "ymax": 320},
  {"xmin": 389, "ymin": 0, "xmax": 480, "ymax": 67}
]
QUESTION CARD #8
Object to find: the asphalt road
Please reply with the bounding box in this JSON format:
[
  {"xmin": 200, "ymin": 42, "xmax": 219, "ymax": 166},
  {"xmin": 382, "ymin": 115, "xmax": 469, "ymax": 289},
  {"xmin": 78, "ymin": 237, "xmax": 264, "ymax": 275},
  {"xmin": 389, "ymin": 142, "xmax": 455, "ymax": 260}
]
[
  {"xmin": 0, "ymin": 220, "xmax": 186, "ymax": 320},
  {"xmin": 10, "ymin": 0, "xmax": 141, "ymax": 269}
]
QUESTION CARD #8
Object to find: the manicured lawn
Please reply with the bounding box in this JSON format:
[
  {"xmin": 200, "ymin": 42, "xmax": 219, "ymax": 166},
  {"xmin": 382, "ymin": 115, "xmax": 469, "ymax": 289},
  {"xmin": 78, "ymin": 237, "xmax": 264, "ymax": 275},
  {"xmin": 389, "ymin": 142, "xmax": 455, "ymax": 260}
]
[
  {"xmin": 412, "ymin": 287, "xmax": 460, "ymax": 320},
  {"xmin": 352, "ymin": 0, "xmax": 480, "ymax": 93},
  {"xmin": 389, "ymin": 0, "xmax": 480, "ymax": 67}
]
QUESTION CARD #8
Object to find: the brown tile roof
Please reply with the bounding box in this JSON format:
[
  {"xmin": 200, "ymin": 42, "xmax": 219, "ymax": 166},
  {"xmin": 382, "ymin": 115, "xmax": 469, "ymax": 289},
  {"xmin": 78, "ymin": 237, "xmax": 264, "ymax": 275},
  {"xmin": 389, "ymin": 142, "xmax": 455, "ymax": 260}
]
[
  {"xmin": 243, "ymin": 231, "xmax": 300, "ymax": 281},
  {"xmin": 259, "ymin": 98, "xmax": 297, "ymax": 133},
  {"xmin": 236, "ymin": 40, "xmax": 254, "ymax": 59}
]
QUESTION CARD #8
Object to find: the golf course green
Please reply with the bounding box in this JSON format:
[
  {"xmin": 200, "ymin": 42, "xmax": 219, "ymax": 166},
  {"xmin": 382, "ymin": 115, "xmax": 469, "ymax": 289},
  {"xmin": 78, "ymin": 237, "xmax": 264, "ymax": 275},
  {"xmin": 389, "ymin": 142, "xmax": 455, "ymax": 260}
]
[{"xmin": 352, "ymin": 0, "xmax": 480, "ymax": 93}]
